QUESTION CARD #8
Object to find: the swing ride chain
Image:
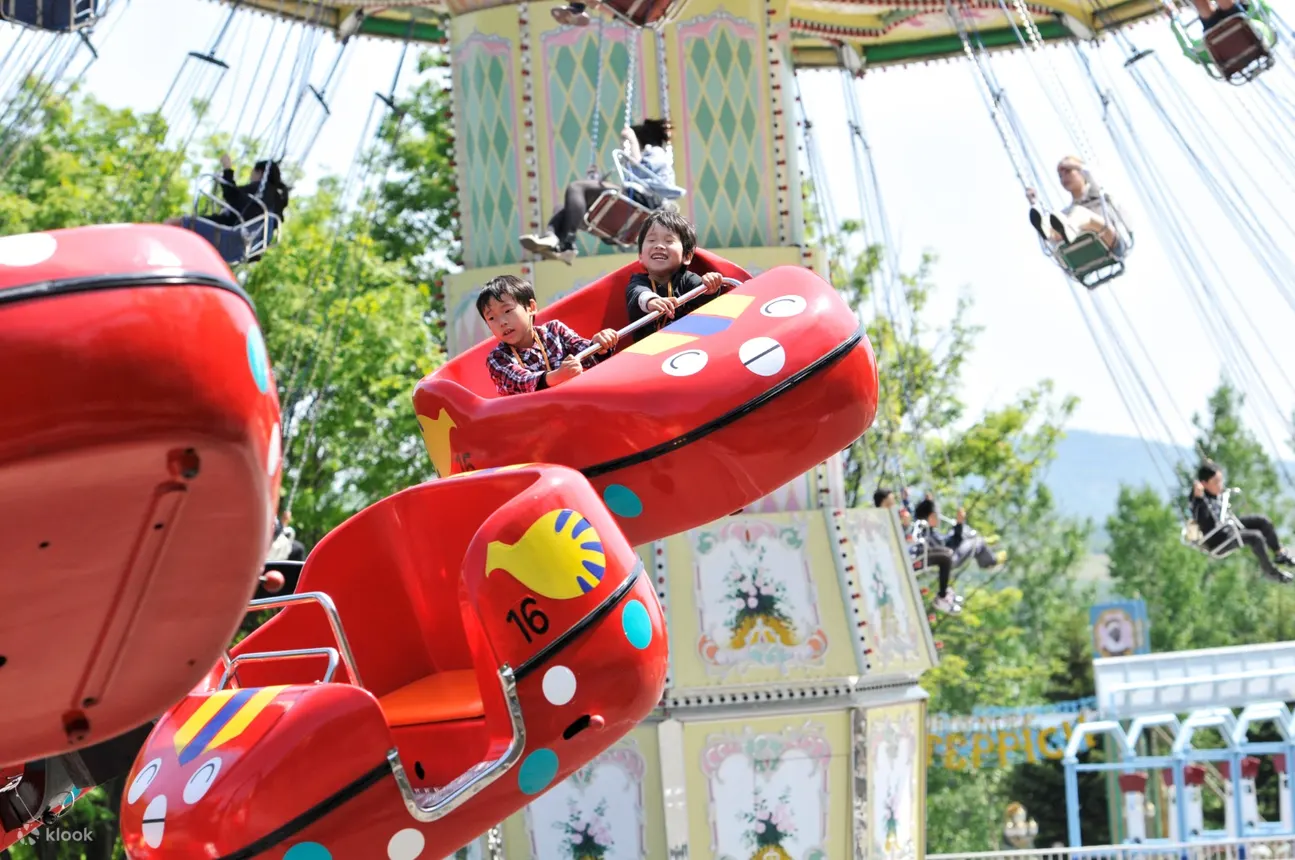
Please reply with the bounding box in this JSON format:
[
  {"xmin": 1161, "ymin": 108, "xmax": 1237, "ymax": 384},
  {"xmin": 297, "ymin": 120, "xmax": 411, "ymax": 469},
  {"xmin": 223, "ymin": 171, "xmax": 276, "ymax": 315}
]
[
  {"xmin": 588, "ymin": 12, "xmax": 606, "ymax": 178},
  {"xmin": 624, "ymin": 28, "xmax": 637, "ymax": 135}
]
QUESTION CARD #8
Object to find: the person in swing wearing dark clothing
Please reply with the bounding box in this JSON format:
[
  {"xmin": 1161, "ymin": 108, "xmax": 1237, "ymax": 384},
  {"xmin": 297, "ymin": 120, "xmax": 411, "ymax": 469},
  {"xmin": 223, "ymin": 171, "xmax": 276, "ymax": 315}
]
[
  {"xmin": 874, "ymin": 490, "xmax": 962, "ymax": 614},
  {"xmin": 165, "ymin": 153, "xmax": 290, "ymax": 230},
  {"xmin": 1191, "ymin": 460, "xmax": 1295, "ymax": 583}
]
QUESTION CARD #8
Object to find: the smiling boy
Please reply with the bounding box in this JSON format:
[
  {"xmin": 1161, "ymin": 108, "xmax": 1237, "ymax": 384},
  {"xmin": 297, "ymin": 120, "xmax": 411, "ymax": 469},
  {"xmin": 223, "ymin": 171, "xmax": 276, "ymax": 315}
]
[
  {"xmin": 624, "ymin": 210, "xmax": 724, "ymax": 339},
  {"xmin": 480, "ymin": 275, "xmax": 618, "ymax": 396}
]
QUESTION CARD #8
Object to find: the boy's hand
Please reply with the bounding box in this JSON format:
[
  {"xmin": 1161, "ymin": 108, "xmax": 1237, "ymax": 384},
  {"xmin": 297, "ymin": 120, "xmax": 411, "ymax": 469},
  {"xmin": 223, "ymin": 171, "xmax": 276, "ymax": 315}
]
[
  {"xmin": 592, "ymin": 328, "xmax": 618, "ymax": 353},
  {"xmin": 549, "ymin": 356, "xmax": 583, "ymax": 386},
  {"xmin": 220, "ymin": 153, "xmax": 233, "ymax": 170},
  {"xmin": 1193, "ymin": 480, "xmax": 1204, "ymax": 498},
  {"xmin": 701, "ymin": 272, "xmax": 724, "ymax": 293},
  {"xmin": 646, "ymin": 296, "xmax": 677, "ymax": 318}
]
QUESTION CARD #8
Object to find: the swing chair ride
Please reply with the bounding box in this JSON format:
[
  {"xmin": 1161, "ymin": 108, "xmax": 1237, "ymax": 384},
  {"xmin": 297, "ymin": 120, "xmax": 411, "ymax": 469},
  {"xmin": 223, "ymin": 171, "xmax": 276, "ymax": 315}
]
[{"xmin": 6, "ymin": 0, "xmax": 1295, "ymax": 853}]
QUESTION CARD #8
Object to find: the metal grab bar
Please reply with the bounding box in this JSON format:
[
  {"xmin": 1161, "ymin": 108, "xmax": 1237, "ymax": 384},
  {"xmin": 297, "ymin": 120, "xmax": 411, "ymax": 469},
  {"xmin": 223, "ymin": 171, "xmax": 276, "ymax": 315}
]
[
  {"xmin": 234, "ymin": 591, "xmax": 364, "ymax": 689},
  {"xmin": 573, "ymin": 276, "xmax": 744, "ymax": 363},
  {"xmin": 389, "ymin": 664, "xmax": 526, "ymax": 822},
  {"xmin": 218, "ymin": 648, "xmax": 339, "ymax": 690}
]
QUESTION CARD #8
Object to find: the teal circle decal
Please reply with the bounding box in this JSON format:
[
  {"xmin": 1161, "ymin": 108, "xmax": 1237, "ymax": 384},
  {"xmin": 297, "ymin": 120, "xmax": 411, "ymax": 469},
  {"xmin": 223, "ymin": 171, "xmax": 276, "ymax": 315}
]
[
  {"xmin": 602, "ymin": 484, "xmax": 643, "ymax": 518},
  {"xmin": 246, "ymin": 326, "xmax": 270, "ymax": 393},
  {"xmin": 622, "ymin": 599, "xmax": 653, "ymax": 650},
  {"xmin": 517, "ymin": 748, "xmax": 559, "ymax": 795}
]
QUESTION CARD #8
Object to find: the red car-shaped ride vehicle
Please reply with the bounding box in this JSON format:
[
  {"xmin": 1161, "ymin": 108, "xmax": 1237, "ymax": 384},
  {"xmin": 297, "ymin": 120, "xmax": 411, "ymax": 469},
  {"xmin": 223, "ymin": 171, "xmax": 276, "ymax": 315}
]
[
  {"xmin": 413, "ymin": 250, "xmax": 880, "ymax": 546},
  {"xmin": 0, "ymin": 224, "xmax": 283, "ymax": 769},
  {"xmin": 118, "ymin": 464, "xmax": 669, "ymax": 858}
]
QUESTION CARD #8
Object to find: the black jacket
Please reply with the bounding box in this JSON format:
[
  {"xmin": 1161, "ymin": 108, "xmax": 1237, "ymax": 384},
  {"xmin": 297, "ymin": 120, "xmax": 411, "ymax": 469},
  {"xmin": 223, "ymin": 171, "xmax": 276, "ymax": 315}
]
[{"xmin": 625, "ymin": 269, "xmax": 717, "ymax": 339}]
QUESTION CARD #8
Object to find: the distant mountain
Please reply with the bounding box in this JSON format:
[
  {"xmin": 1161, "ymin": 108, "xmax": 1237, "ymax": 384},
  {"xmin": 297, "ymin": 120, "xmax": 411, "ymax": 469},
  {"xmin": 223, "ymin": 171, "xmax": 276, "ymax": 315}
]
[{"xmin": 1042, "ymin": 430, "xmax": 1184, "ymax": 539}]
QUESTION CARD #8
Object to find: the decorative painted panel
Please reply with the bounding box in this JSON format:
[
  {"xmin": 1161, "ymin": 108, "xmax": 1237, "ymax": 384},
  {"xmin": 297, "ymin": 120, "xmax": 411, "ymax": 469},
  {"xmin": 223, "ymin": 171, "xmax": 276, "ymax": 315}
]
[
  {"xmin": 865, "ymin": 702, "xmax": 925, "ymax": 860},
  {"xmin": 683, "ymin": 712, "xmax": 851, "ymax": 860},
  {"xmin": 665, "ymin": 512, "xmax": 861, "ymax": 694},
  {"xmin": 502, "ymin": 724, "xmax": 667, "ymax": 859},
  {"xmin": 454, "ymin": 30, "xmax": 524, "ymax": 270},
  {"xmin": 540, "ymin": 22, "xmax": 649, "ymax": 259},
  {"xmin": 675, "ymin": 9, "xmax": 774, "ymax": 249},
  {"xmin": 829, "ymin": 508, "xmax": 937, "ymax": 677}
]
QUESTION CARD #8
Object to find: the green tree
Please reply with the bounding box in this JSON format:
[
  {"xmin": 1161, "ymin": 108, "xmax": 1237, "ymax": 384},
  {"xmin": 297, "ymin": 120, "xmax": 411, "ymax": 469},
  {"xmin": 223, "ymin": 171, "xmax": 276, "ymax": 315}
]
[{"xmin": 0, "ymin": 85, "xmax": 189, "ymax": 233}]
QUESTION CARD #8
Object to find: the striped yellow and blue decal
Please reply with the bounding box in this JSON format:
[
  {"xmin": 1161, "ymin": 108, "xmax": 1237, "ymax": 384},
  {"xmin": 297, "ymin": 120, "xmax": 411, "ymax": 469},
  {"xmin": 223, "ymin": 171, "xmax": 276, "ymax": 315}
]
[
  {"xmin": 624, "ymin": 293, "xmax": 756, "ymax": 356},
  {"xmin": 172, "ymin": 686, "xmax": 290, "ymax": 765}
]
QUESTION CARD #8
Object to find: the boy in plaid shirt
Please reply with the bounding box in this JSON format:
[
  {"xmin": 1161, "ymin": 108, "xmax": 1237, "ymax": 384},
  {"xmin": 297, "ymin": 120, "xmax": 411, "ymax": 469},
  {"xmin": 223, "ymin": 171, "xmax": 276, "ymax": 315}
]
[{"xmin": 480, "ymin": 275, "xmax": 619, "ymax": 396}]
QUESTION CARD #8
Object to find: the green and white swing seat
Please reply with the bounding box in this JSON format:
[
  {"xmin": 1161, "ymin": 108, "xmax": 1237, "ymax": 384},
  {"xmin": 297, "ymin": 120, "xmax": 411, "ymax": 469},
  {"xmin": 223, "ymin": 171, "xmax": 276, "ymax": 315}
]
[
  {"xmin": 1049, "ymin": 211, "xmax": 1134, "ymax": 290},
  {"xmin": 584, "ymin": 149, "xmax": 686, "ymax": 248},
  {"xmin": 1171, "ymin": 0, "xmax": 1279, "ymax": 84}
]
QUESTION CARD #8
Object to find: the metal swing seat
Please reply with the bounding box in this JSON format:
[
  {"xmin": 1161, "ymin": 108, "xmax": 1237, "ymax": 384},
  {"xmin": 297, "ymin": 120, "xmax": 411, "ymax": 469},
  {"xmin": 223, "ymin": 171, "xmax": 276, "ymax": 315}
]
[
  {"xmin": 1048, "ymin": 207, "xmax": 1134, "ymax": 290},
  {"xmin": 0, "ymin": 0, "xmax": 101, "ymax": 32},
  {"xmin": 1173, "ymin": 0, "xmax": 1278, "ymax": 84},
  {"xmin": 1181, "ymin": 487, "xmax": 1246, "ymax": 560},
  {"xmin": 184, "ymin": 172, "xmax": 282, "ymax": 266},
  {"xmin": 584, "ymin": 149, "xmax": 686, "ymax": 249}
]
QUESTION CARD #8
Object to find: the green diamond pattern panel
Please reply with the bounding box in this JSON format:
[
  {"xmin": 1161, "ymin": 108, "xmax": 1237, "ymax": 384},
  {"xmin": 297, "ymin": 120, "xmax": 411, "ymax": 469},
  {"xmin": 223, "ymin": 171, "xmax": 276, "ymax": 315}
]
[
  {"xmin": 677, "ymin": 13, "xmax": 772, "ymax": 249},
  {"xmin": 543, "ymin": 26, "xmax": 645, "ymax": 258},
  {"xmin": 455, "ymin": 35, "xmax": 523, "ymax": 269}
]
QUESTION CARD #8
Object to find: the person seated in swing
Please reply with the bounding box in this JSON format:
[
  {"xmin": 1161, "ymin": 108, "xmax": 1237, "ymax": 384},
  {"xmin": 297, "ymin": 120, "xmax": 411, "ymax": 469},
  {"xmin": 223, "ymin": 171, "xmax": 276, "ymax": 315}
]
[
  {"xmin": 519, "ymin": 118, "xmax": 678, "ymax": 264},
  {"xmin": 1025, "ymin": 156, "xmax": 1128, "ymax": 257},
  {"xmin": 1190, "ymin": 460, "xmax": 1295, "ymax": 582},
  {"xmin": 877, "ymin": 490, "xmax": 962, "ymax": 613},
  {"xmin": 872, "ymin": 486, "xmax": 912, "ymax": 514},
  {"xmin": 914, "ymin": 498, "xmax": 1007, "ymax": 571},
  {"xmin": 1186, "ymin": 0, "xmax": 1246, "ymax": 31},
  {"xmin": 166, "ymin": 153, "xmax": 291, "ymax": 232}
]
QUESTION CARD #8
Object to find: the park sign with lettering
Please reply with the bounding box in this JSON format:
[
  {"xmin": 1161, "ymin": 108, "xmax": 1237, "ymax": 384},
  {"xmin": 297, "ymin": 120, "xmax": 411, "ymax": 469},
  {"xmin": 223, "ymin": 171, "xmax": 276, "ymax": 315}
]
[{"xmin": 927, "ymin": 698, "xmax": 1100, "ymax": 770}]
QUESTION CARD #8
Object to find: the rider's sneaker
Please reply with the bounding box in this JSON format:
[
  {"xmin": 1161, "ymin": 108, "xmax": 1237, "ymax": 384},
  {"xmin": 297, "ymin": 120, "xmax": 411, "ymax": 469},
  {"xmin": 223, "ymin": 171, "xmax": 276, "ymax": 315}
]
[
  {"xmin": 994, "ymin": 550, "xmax": 1008, "ymax": 566},
  {"xmin": 556, "ymin": 248, "xmax": 576, "ymax": 266},
  {"xmin": 520, "ymin": 233, "xmax": 561, "ymax": 259},
  {"xmin": 933, "ymin": 593, "xmax": 962, "ymax": 614},
  {"xmin": 1049, "ymin": 213, "xmax": 1078, "ymax": 244},
  {"xmin": 1276, "ymin": 549, "xmax": 1295, "ymax": 566}
]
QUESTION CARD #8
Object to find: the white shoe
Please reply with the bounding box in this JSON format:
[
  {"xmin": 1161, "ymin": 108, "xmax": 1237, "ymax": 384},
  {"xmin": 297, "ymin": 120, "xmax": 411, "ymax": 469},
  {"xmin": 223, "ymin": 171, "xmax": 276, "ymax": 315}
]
[
  {"xmin": 556, "ymin": 249, "xmax": 576, "ymax": 266},
  {"xmin": 520, "ymin": 233, "xmax": 560, "ymax": 255},
  {"xmin": 933, "ymin": 593, "xmax": 962, "ymax": 614}
]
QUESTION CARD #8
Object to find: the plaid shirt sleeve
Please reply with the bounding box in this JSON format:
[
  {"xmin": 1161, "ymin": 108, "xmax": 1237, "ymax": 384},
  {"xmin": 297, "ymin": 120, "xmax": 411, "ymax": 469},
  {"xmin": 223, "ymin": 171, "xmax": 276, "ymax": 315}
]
[
  {"xmin": 486, "ymin": 344, "xmax": 544, "ymax": 396},
  {"xmin": 548, "ymin": 320, "xmax": 610, "ymax": 368}
]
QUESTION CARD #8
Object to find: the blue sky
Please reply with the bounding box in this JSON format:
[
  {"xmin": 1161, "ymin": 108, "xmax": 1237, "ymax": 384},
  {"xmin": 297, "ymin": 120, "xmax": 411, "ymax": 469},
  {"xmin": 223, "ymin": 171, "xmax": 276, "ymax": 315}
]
[{"xmin": 12, "ymin": 0, "xmax": 1295, "ymax": 454}]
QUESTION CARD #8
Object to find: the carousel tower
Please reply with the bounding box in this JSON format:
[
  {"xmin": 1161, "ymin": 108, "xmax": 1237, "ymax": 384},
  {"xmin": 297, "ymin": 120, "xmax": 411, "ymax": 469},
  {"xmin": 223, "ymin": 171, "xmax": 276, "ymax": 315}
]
[{"xmin": 439, "ymin": 0, "xmax": 939, "ymax": 856}]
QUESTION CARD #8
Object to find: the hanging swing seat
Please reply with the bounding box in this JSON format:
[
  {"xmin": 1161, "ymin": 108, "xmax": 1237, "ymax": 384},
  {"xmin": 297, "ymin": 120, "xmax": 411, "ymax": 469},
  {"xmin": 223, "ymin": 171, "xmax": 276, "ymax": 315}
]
[
  {"xmin": 1202, "ymin": 13, "xmax": 1276, "ymax": 83},
  {"xmin": 585, "ymin": 187, "xmax": 656, "ymax": 248},
  {"xmin": 584, "ymin": 149, "xmax": 686, "ymax": 248},
  {"xmin": 1059, "ymin": 232, "xmax": 1126, "ymax": 289},
  {"xmin": 1174, "ymin": 2, "xmax": 1278, "ymax": 84},
  {"xmin": 1181, "ymin": 488, "xmax": 1245, "ymax": 559},
  {"xmin": 183, "ymin": 172, "xmax": 282, "ymax": 266},
  {"xmin": 0, "ymin": 0, "xmax": 100, "ymax": 32}
]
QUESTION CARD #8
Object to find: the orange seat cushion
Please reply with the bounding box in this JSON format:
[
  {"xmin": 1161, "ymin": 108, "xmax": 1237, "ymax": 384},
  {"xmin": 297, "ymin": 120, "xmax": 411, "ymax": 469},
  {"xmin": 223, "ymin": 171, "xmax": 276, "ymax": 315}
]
[{"xmin": 378, "ymin": 671, "xmax": 484, "ymax": 727}]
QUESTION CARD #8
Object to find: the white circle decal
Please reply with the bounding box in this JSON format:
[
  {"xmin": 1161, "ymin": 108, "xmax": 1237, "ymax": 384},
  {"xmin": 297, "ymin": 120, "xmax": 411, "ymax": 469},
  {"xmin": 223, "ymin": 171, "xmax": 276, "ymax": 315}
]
[
  {"xmin": 761, "ymin": 295, "xmax": 807, "ymax": 317},
  {"xmin": 662, "ymin": 349, "xmax": 708, "ymax": 377},
  {"xmin": 266, "ymin": 422, "xmax": 281, "ymax": 477},
  {"xmin": 542, "ymin": 665, "xmax": 578, "ymax": 706},
  {"xmin": 388, "ymin": 827, "xmax": 427, "ymax": 860},
  {"xmin": 141, "ymin": 795, "xmax": 167, "ymax": 848},
  {"xmin": 183, "ymin": 757, "xmax": 222, "ymax": 805},
  {"xmin": 127, "ymin": 758, "xmax": 162, "ymax": 805},
  {"xmin": 0, "ymin": 233, "xmax": 57, "ymax": 267},
  {"xmin": 739, "ymin": 337, "xmax": 786, "ymax": 377}
]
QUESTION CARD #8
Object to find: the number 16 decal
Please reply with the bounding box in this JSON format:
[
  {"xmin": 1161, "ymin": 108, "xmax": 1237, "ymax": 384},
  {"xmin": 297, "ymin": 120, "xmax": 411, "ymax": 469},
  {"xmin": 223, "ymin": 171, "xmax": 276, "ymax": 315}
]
[{"xmin": 506, "ymin": 597, "xmax": 550, "ymax": 644}]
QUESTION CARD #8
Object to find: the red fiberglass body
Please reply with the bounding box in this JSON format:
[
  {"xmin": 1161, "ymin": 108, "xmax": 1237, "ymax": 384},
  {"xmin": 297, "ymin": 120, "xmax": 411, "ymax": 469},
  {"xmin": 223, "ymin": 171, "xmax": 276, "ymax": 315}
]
[
  {"xmin": 118, "ymin": 464, "xmax": 668, "ymax": 859},
  {"xmin": 412, "ymin": 250, "xmax": 879, "ymax": 546},
  {"xmin": 0, "ymin": 225, "xmax": 283, "ymax": 768}
]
